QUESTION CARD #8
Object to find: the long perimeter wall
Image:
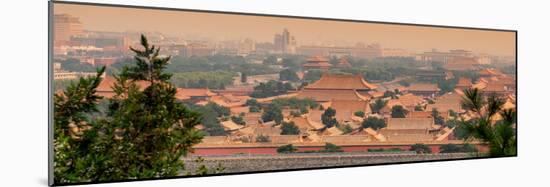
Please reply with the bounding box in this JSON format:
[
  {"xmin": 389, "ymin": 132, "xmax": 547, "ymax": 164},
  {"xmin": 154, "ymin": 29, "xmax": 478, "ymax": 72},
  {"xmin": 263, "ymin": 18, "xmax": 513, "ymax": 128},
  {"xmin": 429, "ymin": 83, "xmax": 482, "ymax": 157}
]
[
  {"xmin": 183, "ymin": 153, "xmax": 481, "ymax": 174},
  {"xmin": 192, "ymin": 142, "xmax": 488, "ymax": 156}
]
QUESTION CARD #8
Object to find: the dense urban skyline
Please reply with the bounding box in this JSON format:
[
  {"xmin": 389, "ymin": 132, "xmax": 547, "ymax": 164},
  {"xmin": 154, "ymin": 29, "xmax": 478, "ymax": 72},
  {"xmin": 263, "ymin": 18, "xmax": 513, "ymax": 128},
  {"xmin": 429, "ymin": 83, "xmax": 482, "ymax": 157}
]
[{"xmin": 55, "ymin": 3, "xmax": 515, "ymax": 57}]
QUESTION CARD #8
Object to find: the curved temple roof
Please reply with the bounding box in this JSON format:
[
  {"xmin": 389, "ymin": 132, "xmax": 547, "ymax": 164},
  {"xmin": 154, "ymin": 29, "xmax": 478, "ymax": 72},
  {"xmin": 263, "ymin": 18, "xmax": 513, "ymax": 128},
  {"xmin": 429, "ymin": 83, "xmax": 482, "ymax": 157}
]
[{"xmin": 305, "ymin": 74, "xmax": 377, "ymax": 90}]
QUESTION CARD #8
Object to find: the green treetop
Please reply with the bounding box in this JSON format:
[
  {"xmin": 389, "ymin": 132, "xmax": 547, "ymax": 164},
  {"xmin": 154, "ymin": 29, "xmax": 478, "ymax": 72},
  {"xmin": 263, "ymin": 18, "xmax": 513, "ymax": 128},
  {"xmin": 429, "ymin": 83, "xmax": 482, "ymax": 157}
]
[{"xmin": 54, "ymin": 35, "xmax": 205, "ymax": 184}]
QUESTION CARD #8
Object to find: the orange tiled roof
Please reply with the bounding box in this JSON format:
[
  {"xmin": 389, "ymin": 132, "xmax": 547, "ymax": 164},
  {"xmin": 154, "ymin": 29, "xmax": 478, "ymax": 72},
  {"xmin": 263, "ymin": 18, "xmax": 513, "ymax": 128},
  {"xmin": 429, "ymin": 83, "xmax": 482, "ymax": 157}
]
[
  {"xmin": 96, "ymin": 76, "xmax": 151, "ymax": 98},
  {"xmin": 221, "ymin": 120, "xmax": 243, "ymax": 131},
  {"xmin": 322, "ymin": 126, "xmax": 343, "ymax": 136},
  {"xmin": 290, "ymin": 116, "xmax": 315, "ymax": 132},
  {"xmin": 223, "ymin": 85, "xmax": 255, "ymax": 92},
  {"xmin": 303, "ymin": 56, "xmax": 331, "ymax": 68},
  {"xmin": 366, "ymin": 128, "xmax": 387, "ymax": 142},
  {"xmin": 397, "ymin": 94, "xmax": 425, "ymax": 107},
  {"xmin": 96, "ymin": 76, "xmax": 117, "ymax": 92},
  {"xmin": 286, "ymin": 116, "xmax": 325, "ymax": 132},
  {"xmin": 408, "ymin": 111, "xmax": 432, "ymax": 118},
  {"xmin": 408, "ymin": 83, "xmax": 440, "ymax": 92},
  {"xmin": 175, "ymin": 88, "xmax": 216, "ymax": 100},
  {"xmin": 426, "ymin": 104, "xmax": 461, "ymax": 113},
  {"xmin": 306, "ymin": 74, "xmax": 377, "ymax": 90},
  {"xmin": 303, "ymin": 111, "xmax": 326, "ymax": 130},
  {"xmin": 210, "ymin": 94, "xmax": 250, "ymax": 108},
  {"xmin": 334, "ymin": 110, "xmax": 353, "ymax": 123},
  {"xmin": 97, "ymin": 76, "xmax": 151, "ymax": 92},
  {"xmin": 296, "ymin": 89, "xmax": 367, "ymax": 102},
  {"xmin": 230, "ymin": 106, "xmax": 249, "ymax": 115},
  {"xmin": 233, "ymin": 124, "xmax": 256, "ymax": 136},
  {"xmin": 306, "ymin": 109, "xmax": 324, "ymax": 124},
  {"xmin": 426, "ymin": 92, "xmax": 462, "ymax": 112},
  {"xmin": 387, "ymin": 118, "xmax": 434, "ymax": 130},
  {"xmin": 330, "ymin": 100, "xmax": 369, "ymax": 113},
  {"xmin": 435, "ymin": 127, "xmax": 455, "ymax": 141},
  {"xmin": 456, "ymin": 77, "xmax": 473, "ymax": 87},
  {"xmin": 329, "ymin": 100, "xmax": 370, "ymax": 122},
  {"xmin": 380, "ymin": 99, "xmax": 405, "ymax": 114},
  {"xmin": 479, "ymin": 68, "xmax": 503, "ymax": 77},
  {"xmin": 367, "ymin": 91, "xmax": 385, "ymax": 98},
  {"xmin": 496, "ymin": 76, "xmax": 515, "ymax": 84},
  {"xmin": 380, "ymin": 118, "xmax": 437, "ymax": 142},
  {"xmin": 472, "ymin": 81, "xmax": 487, "ymax": 90},
  {"xmin": 482, "ymin": 83, "xmax": 507, "ymax": 92}
]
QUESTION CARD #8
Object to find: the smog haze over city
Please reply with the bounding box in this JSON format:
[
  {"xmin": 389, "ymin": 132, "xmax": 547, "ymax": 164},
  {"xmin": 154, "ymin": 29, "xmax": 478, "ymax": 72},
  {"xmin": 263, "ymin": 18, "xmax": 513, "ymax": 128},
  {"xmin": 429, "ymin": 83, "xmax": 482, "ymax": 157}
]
[
  {"xmin": 55, "ymin": 3, "xmax": 515, "ymax": 57},
  {"xmin": 52, "ymin": 2, "xmax": 516, "ymax": 185}
]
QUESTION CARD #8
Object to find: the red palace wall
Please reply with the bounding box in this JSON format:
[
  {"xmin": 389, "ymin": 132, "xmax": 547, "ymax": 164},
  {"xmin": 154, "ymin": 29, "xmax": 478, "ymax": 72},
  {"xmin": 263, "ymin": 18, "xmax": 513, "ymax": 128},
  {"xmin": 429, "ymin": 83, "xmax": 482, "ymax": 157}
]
[
  {"xmin": 192, "ymin": 144, "xmax": 489, "ymax": 156},
  {"xmin": 193, "ymin": 147, "xmax": 278, "ymax": 155}
]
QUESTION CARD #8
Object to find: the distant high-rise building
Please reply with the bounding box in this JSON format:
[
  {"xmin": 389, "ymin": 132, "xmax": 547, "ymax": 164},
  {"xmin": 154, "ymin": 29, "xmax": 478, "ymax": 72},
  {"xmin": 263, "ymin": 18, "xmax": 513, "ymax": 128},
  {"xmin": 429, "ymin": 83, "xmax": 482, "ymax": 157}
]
[
  {"xmin": 273, "ymin": 28, "xmax": 296, "ymax": 54},
  {"xmin": 282, "ymin": 28, "xmax": 290, "ymax": 52},
  {"xmin": 54, "ymin": 14, "xmax": 83, "ymax": 44}
]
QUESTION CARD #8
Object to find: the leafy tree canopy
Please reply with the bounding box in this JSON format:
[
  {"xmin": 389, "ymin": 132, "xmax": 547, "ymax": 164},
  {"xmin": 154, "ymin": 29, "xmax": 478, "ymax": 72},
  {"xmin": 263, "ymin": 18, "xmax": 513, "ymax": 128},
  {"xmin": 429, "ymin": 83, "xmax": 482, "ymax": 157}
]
[
  {"xmin": 262, "ymin": 104, "xmax": 283, "ymax": 125},
  {"xmin": 361, "ymin": 117, "xmax": 386, "ymax": 130},
  {"xmin": 279, "ymin": 69, "xmax": 300, "ymax": 81},
  {"xmin": 321, "ymin": 107, "xmax": 338, "ymax": 128},
  {"xmin": 251, "ymin": 80, "xmax": 294, "ymax": 98},
  {"xmin": 281, "ymin": 122, "xmax": 300, "ymax": 135},
  {"xmin": 370, "ymin": 99, "xmax": 388, "ymax": 114},
  {"xmin": 391, "ymin": 105, "xmax": 408, "ymax": 118}
]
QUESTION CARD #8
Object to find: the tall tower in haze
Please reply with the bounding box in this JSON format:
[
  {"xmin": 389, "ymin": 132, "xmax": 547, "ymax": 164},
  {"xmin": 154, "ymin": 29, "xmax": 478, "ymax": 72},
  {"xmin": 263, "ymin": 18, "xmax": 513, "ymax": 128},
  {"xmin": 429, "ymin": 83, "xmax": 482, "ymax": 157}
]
[
  {"xmin": 273, "ymin": 28, "xmax": 296, "ymax": 54},
  {"xmin": 282, "ymin": 28, "xmax": 290, "ymax": 52},
  {"xmin": 53, "ymin": 14, "xmax": 84, "ymax": 45}
]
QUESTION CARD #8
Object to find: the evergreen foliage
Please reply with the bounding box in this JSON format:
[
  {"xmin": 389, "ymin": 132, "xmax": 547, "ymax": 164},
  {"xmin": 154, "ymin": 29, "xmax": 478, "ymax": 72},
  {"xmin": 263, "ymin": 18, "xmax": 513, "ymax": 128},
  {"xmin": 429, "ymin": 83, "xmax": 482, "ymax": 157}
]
[
  {"xmin": 390, "ymin": 105, "xmax": 408, "ymax": 118},
  {"xmin": 321, "ymin": 107, "xmax": 338, "ymax": 128},
  {"xmin": 361, "ymin": 117, "xmax": 386, "ymax": 130},
  {"xmin": 459, "ymin": 88, "xmax": 516, "ymax": 156},
  {"xmin": 54, "ymin": 35, "xmax": 209, "ymax": 183},
  {"xmin": 280, "ymin": 122, "xmax": 300, "ymax": 135}
]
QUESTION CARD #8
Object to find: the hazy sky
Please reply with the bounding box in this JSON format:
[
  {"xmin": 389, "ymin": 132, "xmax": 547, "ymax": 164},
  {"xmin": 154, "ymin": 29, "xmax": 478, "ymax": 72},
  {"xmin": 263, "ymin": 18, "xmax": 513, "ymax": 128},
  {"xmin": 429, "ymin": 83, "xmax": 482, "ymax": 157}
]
[{"xmin": 54, "ymin": 3, "xmax": 515, "ymax": 56}]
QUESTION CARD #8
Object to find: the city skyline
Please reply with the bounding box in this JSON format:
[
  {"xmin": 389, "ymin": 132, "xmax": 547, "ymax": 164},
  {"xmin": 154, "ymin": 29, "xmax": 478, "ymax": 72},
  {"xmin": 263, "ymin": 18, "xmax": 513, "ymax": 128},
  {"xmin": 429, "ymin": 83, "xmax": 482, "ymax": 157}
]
[
  {"xmin": 55, "ymin": 3, "xmax": 515, "ymax": 57},
  {"xmin": 51, "ymin": 3, "xmax": 517, "ymax": 185}
]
